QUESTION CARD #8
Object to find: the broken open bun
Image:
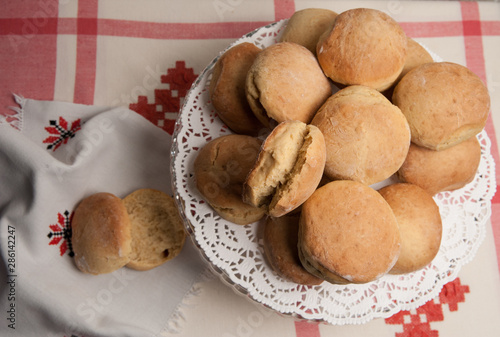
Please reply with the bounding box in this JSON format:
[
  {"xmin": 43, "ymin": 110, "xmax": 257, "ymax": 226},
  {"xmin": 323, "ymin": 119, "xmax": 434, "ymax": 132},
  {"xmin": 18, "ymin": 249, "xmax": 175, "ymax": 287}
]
[
  {"xmin": 71, "ymin": 189, "xmax": 186, "ymax": 274},
  {"xmin": 243, "ymin": 120, "xmax": 326, "ymax": 217}
]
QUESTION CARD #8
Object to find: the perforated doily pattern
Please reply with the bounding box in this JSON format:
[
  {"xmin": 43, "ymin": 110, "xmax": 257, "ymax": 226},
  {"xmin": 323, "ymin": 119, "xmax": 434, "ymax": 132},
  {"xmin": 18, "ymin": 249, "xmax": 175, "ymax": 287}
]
[{"xmin": 170, "ymin": 20, "xmax": 496, "ymax": 325}]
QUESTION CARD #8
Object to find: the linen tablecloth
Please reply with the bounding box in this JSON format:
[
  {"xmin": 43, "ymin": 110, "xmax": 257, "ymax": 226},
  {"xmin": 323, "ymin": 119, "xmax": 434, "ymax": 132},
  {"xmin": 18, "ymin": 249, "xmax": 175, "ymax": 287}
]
[{"xmin": 1, "ymin": 1, "xmax": 500, "ymax": 336}]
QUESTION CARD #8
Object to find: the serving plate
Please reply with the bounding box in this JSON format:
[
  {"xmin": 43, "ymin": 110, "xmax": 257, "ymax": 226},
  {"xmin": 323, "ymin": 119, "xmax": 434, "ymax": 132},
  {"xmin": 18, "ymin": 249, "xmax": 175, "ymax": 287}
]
[{"xmin": 170, "ymin": 20, "xmax": 496, "ymax": 324}]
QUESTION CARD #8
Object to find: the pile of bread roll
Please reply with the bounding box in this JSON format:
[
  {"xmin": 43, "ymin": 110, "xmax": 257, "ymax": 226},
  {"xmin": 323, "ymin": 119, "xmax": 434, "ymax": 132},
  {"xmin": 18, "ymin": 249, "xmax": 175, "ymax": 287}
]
[
  {"xmin": 195, "ymin": 7, "xmax": 490, "ymax": 285},
  {"xmin": 71, "ymin": 189, "xmax": 186, "ymax": 275}
]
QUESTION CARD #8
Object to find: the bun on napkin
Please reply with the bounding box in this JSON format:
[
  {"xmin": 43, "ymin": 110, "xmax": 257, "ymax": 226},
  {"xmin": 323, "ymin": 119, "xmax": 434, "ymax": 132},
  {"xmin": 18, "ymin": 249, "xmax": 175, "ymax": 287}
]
[
  {"xmin": 298, "ymin": 180, "xmax": 401, "ymax": 284},
  {"xmin": 123, "ymin": 189, "xmax": 186, "ymax": 271},
  {"xmin": 397, "ymin": 136, "xmax": 482, "ymax": 196},
  {"xmin": 194, "ymin": 134, "xmax": 265, "ymax": 225},
  {"xmin": 209, "ymin": 42, "xmax": 265, "ymax": 136},
  {"xmin": 378, "ymin": 183, "xmax": 442, "ymax": 274},
  {"xmin": 279, "ymin": 8, "xmax": 338, "ymax": 55},
  {"xmin": 245, "ymin": 42, "xmax": 332, "ymax": 128},
  {"xmin": 393, "ymin": 62, "xmax": 490, "ymax": 150},
  {"xmin": 316, "ymin": 8, "xmax": 407, "ymax": 91},
  {"xmin": 72, "ymin": 190, "xmax": 186, "ymax": 275},
  {"xmin": 72, "ymin": 193, "xmax": 132, "ymax": 275},
  {"xmin": 263, "ymin": 215, "xmax": 323, "ymax": 285},
  {"xmin": 243, "ymin": 120, "xmax": 326, "ymax": 217},
  {"xmin": 311, "ymin": 85, "xmax": 410, "ymax": 185}
]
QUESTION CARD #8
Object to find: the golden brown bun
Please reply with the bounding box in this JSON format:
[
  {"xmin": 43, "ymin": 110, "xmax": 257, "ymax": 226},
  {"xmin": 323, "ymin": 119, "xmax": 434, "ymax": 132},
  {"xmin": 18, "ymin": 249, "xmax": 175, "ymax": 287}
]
[
  {"xmin": 311, "ymin": 85, "xmax": 410, "ymax": 185},
  {"xmin": 245, "ymin": 42, "xmax": 332, "ymax": 128},
  {"xmin": 194, "ymin": 134, "xmax": 265, "ymax": 225},
  {"xmin": 280, "ymin": 8, "xmax": 338, "ymax": 55},
  {"xmin": 393, "ymin": 62, "xmax": 490, "ymax": 150},
  {"xmin": 383, "ymin": 38, "xmax": 434, "ymax": 100},
  {"xmin": 209, "ymin": 42, "xmax": 266, "ymax": 136},
  {"xmin": 263, "ymin": 215, "xmax": 323, "ymax": 285},
  {"xmin": 397, "ymin": 137, "xmax": 482, "ymax": 196},
  {"xmin": 316, "ymin": 8, "xmax": 407, "ymax": 91},
  {"xmin": 243, "ymin": 121, "xmax": 326, "ymax": 217},
  {"xmin": 378, "ymin": 183, "xmax": 442, "ymax": 274},
  {"xmin": 72, "ymin": 193, "xmax": 132, "ymax": 275},
  {"xmin": 400, "ymin": 38, "xmax": 434, "ymax": 80},
  {"xmin": 298, "ymin": 180, "xmax": 401, "ymax": 284},
  {"xmin": 123, "ymin": 189, "xmax": 186, "ymax": 271}
]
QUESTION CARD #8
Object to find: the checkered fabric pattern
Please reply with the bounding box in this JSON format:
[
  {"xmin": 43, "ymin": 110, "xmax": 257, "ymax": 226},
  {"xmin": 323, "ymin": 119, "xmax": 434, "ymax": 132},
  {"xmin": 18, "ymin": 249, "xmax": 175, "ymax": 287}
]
[{"xmin": 1, "ymin": 1, "xmax": 500, "ymax": 336}]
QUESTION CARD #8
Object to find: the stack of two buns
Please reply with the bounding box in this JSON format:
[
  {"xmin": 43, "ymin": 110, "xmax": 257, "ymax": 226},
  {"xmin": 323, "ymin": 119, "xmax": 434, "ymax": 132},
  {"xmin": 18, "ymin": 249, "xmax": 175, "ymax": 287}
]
[
  {"xmin": 393, "ymin": 61, "xmax": 489, "ymax": 196},
  {"xmin": 72, "ymin": 189, "xmax": 186, "ymax": 275}
]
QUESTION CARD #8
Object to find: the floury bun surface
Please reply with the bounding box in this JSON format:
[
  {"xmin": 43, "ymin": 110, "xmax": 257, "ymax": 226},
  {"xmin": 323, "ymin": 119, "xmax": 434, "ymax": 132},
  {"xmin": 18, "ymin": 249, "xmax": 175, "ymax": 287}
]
[
  {"xmin": 311, "ymin": 85, "xmax": 411, "ymax": 186},
  {"xmin": 393, "ymin": 62, "xmax": 490, "ymax": 151},
  {"xmin": 279, "ymin": 8, "xmax": 338, "ymax": 55},
  {"xmin": 72, "ymin": 193, "xmax": 132, "ymax": 275},
  {"xmin": 209, "ymin": 42, "xmax": 265, "ymax": 136},
  {"xmin": 316, "ymin": 8, "xmax": 407, "ymax": 91},
  {"xmin": 397, "ymin": 136, "xmax": 482, "ymax": 196},
  {"xmin": 245, "ymin": 42, "xmax": 332, "ymax": 128},
  {"xmin": 298, "ymin": 180, "xmax": 401, "ymax": 284},
  {"xmin": 378, "ymin": 183, "xmax": 442, "ymax": 274}
]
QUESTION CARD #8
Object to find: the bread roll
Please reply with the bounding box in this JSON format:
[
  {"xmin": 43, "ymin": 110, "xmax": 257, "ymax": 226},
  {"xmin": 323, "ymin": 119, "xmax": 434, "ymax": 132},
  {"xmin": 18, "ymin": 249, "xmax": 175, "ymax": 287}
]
[
  {"xmin": 378, "ymin": 183, "xmax": 442, "ymax": 274},
  {"xmin": 245, "ymin": 42, "xmax": 332, "ymax": 128},
  {"xmin": 72, "ymin": 193, "xmax": 132, "ymax": 275},
  {"xmin": 399, "ymin": 38, "xmax": 434, "ymax": 81},
  {"xmin": 263, "ymin": 215, "xmax": 323, "ymax": 285},
  {"xmin": 397, "ymin": 136, "xmax": 482, "ymax": 195},
  {"xmin": 311, "ymin": 85, "xmax": 410, "ymax": 185},
  {"xmin": 123, "ymin": 189, "xmax": 186, "ymax": 271},
  {"xmin": 383, "ymin": 37, "xmax": 434, "ymax": 100},
  {"xmin": 194, "ymin": 134, "xmax": 265, "ymax": 225},
  {"xmin": 280, "ymin": 8, "xmax": 338, "ymax": 55},
  {"xmin": 393, "ymin": 62, "xmax": 490, "ymax": 150},
  {"xmin": 316, "ymin": 8, "xmax": 407, "ymax": 91},
  {"xmin": 243, "ymin": 121, "xmax": 326, "ymax": 217},
  {"xmin": 209, "ymin": 42, "xmax": 265, "ymax": 136},
  {"xmin": 298, "ymin": 180, "xmax": 401, "ymax": 284}
]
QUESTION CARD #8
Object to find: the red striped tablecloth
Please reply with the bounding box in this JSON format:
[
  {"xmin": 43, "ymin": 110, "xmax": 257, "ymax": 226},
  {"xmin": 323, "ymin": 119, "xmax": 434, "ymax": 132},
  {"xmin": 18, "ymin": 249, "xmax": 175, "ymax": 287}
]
[{"xmin": 1, "ymin": 1, "xmax": 499, "ymax": 336}]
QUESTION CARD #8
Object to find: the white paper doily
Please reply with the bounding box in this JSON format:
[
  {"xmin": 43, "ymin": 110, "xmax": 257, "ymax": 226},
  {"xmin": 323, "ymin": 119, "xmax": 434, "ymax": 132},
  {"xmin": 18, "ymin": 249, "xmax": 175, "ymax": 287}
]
[{"xmin": 170, "ymin": 20, "xmax": 496, "ymax": 325}]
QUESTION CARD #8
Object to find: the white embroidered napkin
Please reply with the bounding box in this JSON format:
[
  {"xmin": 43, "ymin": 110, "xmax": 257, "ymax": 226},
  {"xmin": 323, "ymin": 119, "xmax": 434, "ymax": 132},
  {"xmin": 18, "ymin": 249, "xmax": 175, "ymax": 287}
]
[{"xmin": 0, "ymin": 95, "xmax": 207, "ymax": 337}]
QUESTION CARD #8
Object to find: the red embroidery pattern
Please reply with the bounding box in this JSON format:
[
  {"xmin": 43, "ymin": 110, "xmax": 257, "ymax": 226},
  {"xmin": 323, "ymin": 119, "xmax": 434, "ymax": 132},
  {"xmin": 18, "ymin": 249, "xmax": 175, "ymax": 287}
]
[
  {"xmin": 47, "ymin": 210, "xmax": 74, "ymax": 257},
  {"xmin": 129, "ymin": 61, "xmax": 197, "ymax": 134},
  {"xmin": 385, "ymin": 278, "xmax": 470, "ymax": 336},
  {"xmin": 43, "ymin": 117, "xmax": 82, "ymax": 151}
]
